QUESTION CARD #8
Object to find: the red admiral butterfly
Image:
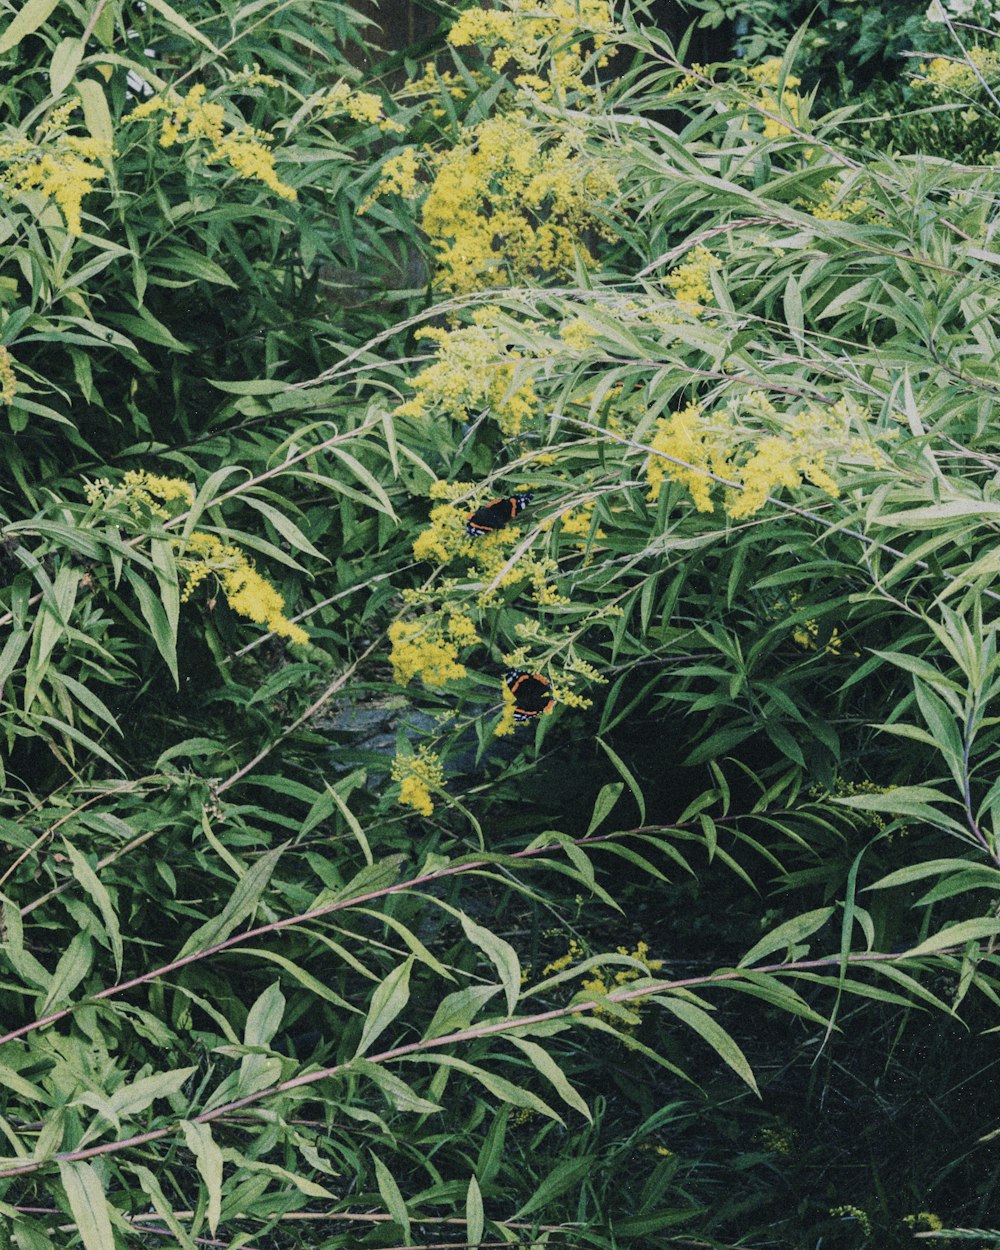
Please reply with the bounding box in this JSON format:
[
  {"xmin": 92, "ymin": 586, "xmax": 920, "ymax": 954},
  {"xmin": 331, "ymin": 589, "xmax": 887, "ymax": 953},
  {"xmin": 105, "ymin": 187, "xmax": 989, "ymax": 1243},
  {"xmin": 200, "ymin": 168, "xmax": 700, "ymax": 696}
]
[
  {"xmin": 466, "ymin": 492, "xmax": 534, "ymax": 537},
  {"xmin": 505, "ymin": 668, "xmax": 555, "ymax": 722}
]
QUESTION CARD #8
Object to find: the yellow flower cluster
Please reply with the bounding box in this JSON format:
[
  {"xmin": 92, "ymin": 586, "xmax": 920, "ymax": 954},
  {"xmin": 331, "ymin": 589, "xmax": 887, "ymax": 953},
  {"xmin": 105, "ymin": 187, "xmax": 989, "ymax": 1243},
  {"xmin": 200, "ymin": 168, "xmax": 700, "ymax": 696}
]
[
  {"xmin": 829, "ymin": 1206, "xmax": 872, "ymax": 1236},
  {"xmin": 0, "ymin": 117, "xmax": 111, "ymax": 237},
  {"xmin": 359, "ymin": 149, "xmax": 421, "ymax": 214},
  {"xmin": 181, "ymin": 532, "xmax": 309, "ymax": 646},
  {"xmin": 0, "ymin": 345, "xmax": 16, "ymax": 405},
  {"xmin": 792, "ymin": 618, "xmax": 844, "ymax": 654},
  {"xmin": 667, "ymin": 63, "xmax": 708, "ymax": 97},
  {"xmin": 128, "ymin": 84, "xmax": 296, "ymax": 200},
  {"xmin": 428, "ymin": 479, "xmax": 475, "ymax": 502},
  {"xmin": 410, "ymin": 481, "xmax": 564, "ymax": 606},
  {"xmin": 665, "ymin": 246, "xmax": 719, "ymax": 316},
  {"xmin": 644, "ymin": 393, "xmax": 879, "ymax": 518},
  {"xmin": 495, "ymin": 680, "xmax": 519, "ymax": 737},
  {"xmin": 807, "ymin": 177, "xmax": 870, "ymax": 222},
  {"xmin": 542, "ymin": 938, "xmax": 584, "ymax": 975},
  {"xmin": 231, "ymin": 63, "xmax": 283, "ymax": 89},
  {"xmin": 448, "ymin": 0, "xmax": 618, "ymax": 98},
  {"xmin": 396, "ymin": 312, "xmax": 540, "ymax": 434},
  {"xmin": 917, "ymin": 47, "xmax": 1000, "ymax": 95},
  {"xmin": 557, "ymin": 502, "xmax": 605, "ymax": 540},
  {"xmin": 645, "ymin": 403, "xmax": 717, "ymax": 511},
  {"xmin": 397, "ymin": 65, "xmax": 472, "ymax": 105},
  {"xmin": 581, "ymin": 941, "xmax": 663, "ymax": 1027},
  {"xmin": 550, "ymin": 684, "xmax": 592, "ymax": 709},
  {"xmin": 418, "ymin": 113, "xmax": 618, "ymax": 293},
  {"xmin": 86, "ymin": 472, "xmax": 308, "ymax": 646},
  {"xmin": 565, "ymin": 655, "xmax": 608, "ymax": 683},
  {"xmin": 388, "ymin": 613, "xmax": 472, "ymax": 687},
  {"xmin": 315, "ymin": 82, "xmax": 403, "ymax": 132},
  {"xmin": 85, "ymin": 470, "xmax": 194, "ymax": 520},
  {"xmin": 559, "ymin": 318, "xmax": 601, "ymax": 351},
  {"xmin": 746, "ymin": 58, "xmax": 803, "ymax": 139},
  {"xmin": 391, "ymin": 745, "xmax": 445, "ymax": 817},
  {"xmin": 902, "ymin": 1212, "xmax": 944, "ymax": 1232},
  {"xmin": 412, "ymin": 504, "xmax": 475, "ymax": 564},
  {"xmin": 758, "ymin": 1126, "xmax": 797, "ymax": 1155}
]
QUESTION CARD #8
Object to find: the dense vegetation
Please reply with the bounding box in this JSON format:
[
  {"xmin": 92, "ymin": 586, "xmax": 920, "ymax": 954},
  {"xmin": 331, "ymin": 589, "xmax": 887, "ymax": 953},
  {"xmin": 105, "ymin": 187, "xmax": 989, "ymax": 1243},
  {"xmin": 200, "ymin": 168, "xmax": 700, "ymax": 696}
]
[{"xmin": 2, "ymin": 0, "xmax": 1000, "ymax": 1245}]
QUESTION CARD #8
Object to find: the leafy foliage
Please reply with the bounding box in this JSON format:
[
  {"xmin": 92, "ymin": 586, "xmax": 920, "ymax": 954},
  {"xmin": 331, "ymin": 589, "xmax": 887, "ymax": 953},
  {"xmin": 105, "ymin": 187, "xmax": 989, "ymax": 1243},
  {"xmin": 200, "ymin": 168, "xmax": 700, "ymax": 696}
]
[{"xmin": 2, "ymin": 0, "xmax": 1000, "ymax": 1247}]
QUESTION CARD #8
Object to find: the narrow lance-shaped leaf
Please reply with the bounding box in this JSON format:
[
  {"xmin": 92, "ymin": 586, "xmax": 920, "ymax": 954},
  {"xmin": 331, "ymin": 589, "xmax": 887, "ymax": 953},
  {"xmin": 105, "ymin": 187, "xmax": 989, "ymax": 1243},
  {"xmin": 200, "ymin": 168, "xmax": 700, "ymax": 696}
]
[
  {"xmin": 57, "ymin": 1161, "xmax": 116, "ymax": 1250},
  {"xmin": 507, "ymin": 1035, "xmax": 592, "ymax": 1121},
  {"xmin": 655, "ymin": 995, "xmax": 760, "ymax": 1095},
  {"xmin": 182, "ymin": 1121, "xmax": 223, "ymax": 1235},
  {"xmin": 466, "ymin": 1175, "xmax": 485, "ymax": 1248},
  {"xmin": 0, "ymin": 0, "xmax": 61, "ymax": 53},
  {"xmin": 354, "ymin": 956, "xmax": 413, "ymax": 1057},
  {"xmin": 738, "ymin": 907, "xmax": 835, "ymax": 968},
  {"xmin": 243, "ymin": 982, "xmax": 285, "ymax": 1049},
  {"xmin": 177, "ymin": 844, "xmax": 285, "ymax": 959},
  {"xmin": 63, "ymin": 840, "xmax": 123, "ymax": 979},
  {"xmin": 371, "ymin": 1153, "xmax": 411, "ymax": 1242},
  {"xmin": 903, "ymin": 918, "xmax": 1000, "ymax": 958}
]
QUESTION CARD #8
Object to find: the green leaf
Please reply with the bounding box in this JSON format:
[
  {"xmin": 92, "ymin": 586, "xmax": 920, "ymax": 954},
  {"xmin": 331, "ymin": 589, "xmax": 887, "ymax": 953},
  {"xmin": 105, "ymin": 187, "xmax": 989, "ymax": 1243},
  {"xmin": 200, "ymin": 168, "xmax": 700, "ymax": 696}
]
[
  {"xmin": 460, "ymin": 912, "xmax": 521, "ymax": 1015},
  {"xmin": 240, "ymin": 496, "xmax": 327, "ymax": 561},
  {"xmin": 466, "ymin": 1175, "xmax": 484, "ymax": 1248},
  {"xmin": 243, "ymin": 982, "xmax": 285, "ymax": 1048},
  {"xmin": 49, "ymin": 36, "xmax": 83, "ymax": 94},
  {"xmin": 101, "ymin": 1069, "xmax": 195, "ymax": 1129},
  {"xmin": 242, "ymin": 950, "xmax": 358, "ymax": 1014},
  {"xmin": 181, "ymin": 1121, "xmax": 223, "ymax": 1235},
  {"xmin": 351, "ymin": 1059, "xmax": 444, "ymax": 1114},
  {"xmin": 129, "ymin": 1165, "xmax": 197, "ymax": 1250},
  {"xmin": 352, "ymin": 907, "xmax": 455, "ymax": 980},
  {"xmin": 0, "ymin": 0, "xmax": 61, "ymax": 53},
  {"xmin": 75, "ymin": 79, "xmax": 113, "ymax": 150},
  {"xmin": 124, "ymin": 567, "xmax": 178, "ymax": 686},
  {"xmin": 177, "ymin": 844, "xmax": 285, "ymax": 959},
  {"xmin": 865, "ymin": 859, "xmax": 985, "ymax": 891},
  {"xmin": 422, "ymin": 985, "xmax": 503, "ymax": 1040},
  {"xmin": 423, "ymin": 895, "xmax": 521, "ymax": 1014},
  {"xmin": 507, "ymin": 1036, "xmax": 591, "ymax": 1121},
  {"xmin": 738, "ymin": 908, "xmax": 835, "ymax": 968},
  {"xmin": 143, "ymin": 0, "xmax": 221, "ymax": 52},
  {"xmin": 63, "ymin": 841, "xmax": 123, "ymax": 979},
  {"xmin": 354, "ymin": 956, "xmax": 413, "ymax": 1057},
  {"xmin": 586, "ymin": 781, "xmax": 624, "ymax": 835},
  {"xmin": 371, "ymin": 1153, "xmax": 411, "ymax": 1242},
  {"xmin": 655, "ymin": 996, "xmax": 760, "ymax": 1095},
  {"xmin": 405, "ymin": 1053, "xmax": 564, "ymax": 1123},
  {"xmin": 597, "ymin": 737, "xmax": 646, "ymax": 821},
  {"xmin": 57, "ymin": 1161, "xmax": 115, "ymax": 1250},
  {"xmin": 512, "ymin": 1155, "xmax": 594, "ymax": 1218},
  {"xmin": 40, "ymin": 932, "xmax": 92, "ymax": 1014},
  {"xmin": 902, "ymin": 919, "xmax": 1000, "ymax": 957}
]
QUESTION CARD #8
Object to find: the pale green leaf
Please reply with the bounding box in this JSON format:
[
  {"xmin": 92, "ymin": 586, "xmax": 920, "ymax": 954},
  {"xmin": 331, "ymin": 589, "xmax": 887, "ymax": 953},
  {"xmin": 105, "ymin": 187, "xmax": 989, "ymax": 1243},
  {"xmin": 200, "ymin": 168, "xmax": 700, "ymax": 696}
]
[
  {"xmin": 177, "ymin": 844, "xmax": 284, "ymax": 959},
  {"xmin": 143, "ymin": 0, "xmax": 221, "ymax": 51},
  {"xmin": 0, "ymin": 0, "xmax": 60, "ymax": 53},
  {"xmin": 655, "ymin": 996, "xmax": 760, "ymax": 1095},
  {"xmin": 181, "ymin": 1121, "xmax": 223, "ymax": 1235},
  {"xmin": 57, "ymin": 1161, "xmax": 115, "ymax": 1250},
  {"xmin": 738, "ymin": 907, "xmax": 835, "ymax": 968},
  {"xmin": 372, "ymin": 1153, "xmax": 411, "ymax": 1241},
  {"xmin": 243, "ymin": 982, "xmax": 285, "ymax": 1049},
  {"xmin": 466, "ymin": 1175, "xmax": 485, "ymax": 1248},
  {"xmin": 63, "ymin": 840, "xmax": 123, "ymax": 979},
  {"xmin": 903, "ymin": 919, "xmax": 1000, "ymax": 957},
  {"xmin": 354, "ymin": 956, "xmax": 413, "ymax": 1057},
  {"xmin": 507, "ymin": 1036, "xmax": 591, "ymax": 1120},
  {"xmin": 49, "ymin": 36, "xmax": 83, "ymax": 94}
]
